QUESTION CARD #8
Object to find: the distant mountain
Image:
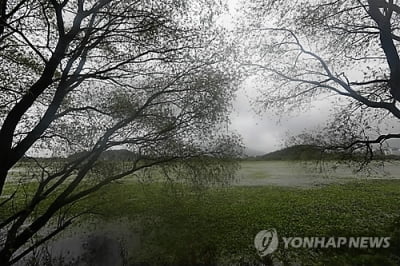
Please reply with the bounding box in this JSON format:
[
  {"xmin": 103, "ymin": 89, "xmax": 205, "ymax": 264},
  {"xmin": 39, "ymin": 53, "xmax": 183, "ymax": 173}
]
[
  {"xmin": 100, "ymin": 149, "xmax": 137, "ymax": 160},
  {"xmin": 256, "ymin": 145, "xmax": 324, "ymax": 161},
  {"xmin": 68, "ymin": 149, "xmax": 137, "ymax": 161}
]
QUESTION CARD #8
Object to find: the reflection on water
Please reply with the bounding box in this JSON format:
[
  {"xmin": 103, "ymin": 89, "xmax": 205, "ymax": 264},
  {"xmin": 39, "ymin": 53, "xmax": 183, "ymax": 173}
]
[{"xmin": 16, "ymin": 219, "xmax": 140, "ymax": 266}]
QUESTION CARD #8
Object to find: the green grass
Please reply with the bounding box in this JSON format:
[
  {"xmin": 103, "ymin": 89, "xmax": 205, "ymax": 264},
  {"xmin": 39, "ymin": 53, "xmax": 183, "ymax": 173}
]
[{"xmin": 70, "ymin": 179, "xmax": 400, "ymax": 265}]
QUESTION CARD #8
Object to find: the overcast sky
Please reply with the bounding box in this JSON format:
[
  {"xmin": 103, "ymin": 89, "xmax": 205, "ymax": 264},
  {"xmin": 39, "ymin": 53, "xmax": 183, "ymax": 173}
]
[
  {"xmin": 220, "ymin": 0, "xmax": 333, "ymax": 154},
  {"xmin": 220, "ymin": 0, "xmax": 396, "ymax": 155},
  {"xmin": 230, "ymin": 81, "xmax": 400, "ymax": 154},
  {"xmin": 229, "ymin": 82, "xmax": 334, "ymax": 154}
]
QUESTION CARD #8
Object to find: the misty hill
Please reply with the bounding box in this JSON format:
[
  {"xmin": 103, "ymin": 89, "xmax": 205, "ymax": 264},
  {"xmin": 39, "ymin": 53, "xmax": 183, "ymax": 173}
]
[
  {"xmin": 68, "ymin": 149, "xmax": 137, "ymax": 161},
  {"xmin": 256, "ymin": 145, "xmax": 324, "ymax": 161}
]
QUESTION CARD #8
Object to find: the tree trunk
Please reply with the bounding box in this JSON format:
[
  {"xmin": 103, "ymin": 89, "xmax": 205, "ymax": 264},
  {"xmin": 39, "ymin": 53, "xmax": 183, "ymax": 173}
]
[
  {"xmin": 0, "ymin": 248, "xmax": 13, "ymax": 266},
  {"xmin": 0, "ymin": 166, "xmax": 8, "ymax": 195}
]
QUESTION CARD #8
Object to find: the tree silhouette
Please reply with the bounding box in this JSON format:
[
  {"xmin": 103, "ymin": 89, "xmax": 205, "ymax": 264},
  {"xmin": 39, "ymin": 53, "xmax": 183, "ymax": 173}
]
[{"xmin": 0, "ymin": 0, "xmax": 240, "ymax": 264}]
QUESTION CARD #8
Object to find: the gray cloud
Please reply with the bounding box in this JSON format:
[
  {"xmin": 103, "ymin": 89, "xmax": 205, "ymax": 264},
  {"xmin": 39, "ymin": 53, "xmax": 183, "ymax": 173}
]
[{"xmin": 230, "ymin": 87, "xmax": 334, "ymax": 154}]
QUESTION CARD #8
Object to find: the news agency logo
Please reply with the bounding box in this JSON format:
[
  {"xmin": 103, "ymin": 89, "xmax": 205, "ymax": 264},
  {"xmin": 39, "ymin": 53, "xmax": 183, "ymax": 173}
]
[
  {"xmin": 254, "ymin": 228, "xmax": 390, "ymax": 257},
  {"xmin": 254, "ymin": 229, "xmax": 279, "ymax": 256}
]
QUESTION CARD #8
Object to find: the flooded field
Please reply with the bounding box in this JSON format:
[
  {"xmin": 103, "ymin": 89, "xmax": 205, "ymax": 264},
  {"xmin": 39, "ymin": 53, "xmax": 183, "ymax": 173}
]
[
  {"xmin": 7, "ymin": 160, "xmax": 400, "ymax": 188},
  {"xmin": 5, "ymin": 160, "xmax": 400, "ymax": 265},
  {"xmin": 236, "ymin": 160, "xmax": 400, "ymax": 187}
]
